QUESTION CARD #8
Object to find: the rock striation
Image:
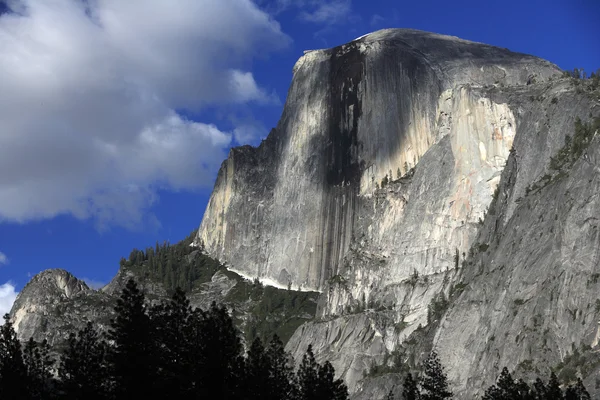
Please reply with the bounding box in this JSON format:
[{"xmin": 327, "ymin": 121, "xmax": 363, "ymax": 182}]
[{"xmin": 196, "ymin": 29, "xmax": 558, "ymax": 293}]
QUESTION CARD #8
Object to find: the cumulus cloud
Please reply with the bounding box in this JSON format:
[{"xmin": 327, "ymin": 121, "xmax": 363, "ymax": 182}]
[
  {"xmin": 0, "ymin": 252, "xmax": 7, "ymax": 265},
  {"xmin": 0, "ymin": 283, "xmax": 18, "ymax": 319},
  {"xmin": 0, "ymin": 0, "xmax": 290, "ymax": 228}
]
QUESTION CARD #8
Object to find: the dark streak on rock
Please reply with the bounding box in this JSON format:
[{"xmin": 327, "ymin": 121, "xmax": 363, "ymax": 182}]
[{"xmin": 325, "ymin": 42, "xmax": 365, "ymax": 186}]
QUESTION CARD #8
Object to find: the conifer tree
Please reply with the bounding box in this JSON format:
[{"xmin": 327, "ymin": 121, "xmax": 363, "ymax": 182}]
[
  {"xmin": 266, "ymin": 335, "xmax": 297, "ymax": 400},
  {"xmin": 574, "ymin": 378, "xmax": 591, "ymax": 400},
  {"xmin": 106, "ymin": 278, "xmax": 156, "ymax": 399},
  {"xmin": 150, "ymin": 287, "xmax": 194, "ymax": 398},
  {"xmin": 515, "ymin": 379, "xmax": 533, "ymax": 400},
  {"xmin": 297, "ymin": 345, "xmax": 348, "ymax": 400},
  {"xmin": 317, "ymin": 361, "xmax": 349, "ymax": 400},
  {"xmin": 420, "ymin": 351, "xmax": 452, "ymax": 400},
  {"xmin": 564, "ymin": 378, "xmax": 590, "ymax": 400},
  {"xmin": 192, "ymin": 302, "xmax": 245, "ymax": 399},
  {"xmin": 546, "ymin": 372, "xmax": 562, "ymax": 400},
  {"xmin": 297, "ymin": 345, "xmax": 320, "ymax": 400},
  {"xmin": 532, "ymin": 378, "xmax": 547, "ymax": 400},
  {"xmin": 23, "ymin": 338, "xmax": 55, "ymax": 399},
  {"xmin": 403, "ymin": 373, "xmax": 420, "ymax": 400},
  {"xmin": 58, "ymin": 322, "xmax": 108, "ymax": 400},
  {"xmin": 386, "ymin": 389, "xmax": 396, "ymax": 400},
  {"xmin": 246, "ymin": 338, "xmax": 271, "ymax": 400},
  {"xmin": 0, "ymin": 314, "xmax": 29, "ymax": 399}
]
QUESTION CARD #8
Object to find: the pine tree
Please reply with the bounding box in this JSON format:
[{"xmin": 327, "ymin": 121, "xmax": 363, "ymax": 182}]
[
  {"xmin": 403, "ymin": 373, "xmax": 420, "ymax": 400},
  {"xmin": 58, "ymin": 322, "xmax": 108, "ymax": 400},
  {"xmin": 574, "ymin": 378, "xmax": 590, "ymax": 400},
  {"xmin": 386, "ymin": 389, "xmax": 395, "ymax": 400},
  {"xmin": 565, "ymin": 378, "xmax": 590, "ymax": 400},
  {"xmin": 151, "ymin": 287, "xmax": 194, "ymax": 398},
  {"xmin": 23, "ymin": 338, "xmax": 55, "ymax": 399},
  {"xmin": 266, "ymin": 335, "xmax": 297, "ymax": 400},
  {"xmin": 546, "ymin": 372, "xmax": 562, "ymax": 400},
  {"xmin": 106, "ymin": 278, "xmax": 156, "ymax": 399},
  {"xmin": 420, "ymin": 351, "xmax": 452, "ymax": 400},
  {"xmin": 532, "ymin": 378, "xmax": 547, "ymax": 400},
  {"xmin": 317, "ymin": 361, "xmax": 349, "ymax": 400},
  {"xmin": 482, "ymin": 385, "xmax": 503, "ymax": 400},
  {"xmin": 516, "ymin": 379, "xmax": 533, "ymax": 400},
  {"xmin": 246, "ymin": 338, "xmax": 271, "ymax": 400},
  {"xmin": 297, "ymin": 345, "xmax": 320, "ymax": 400},
  {"xmin": 297, "ymin": 345, "xmax": 348, "ymax": 400},
  {"xmin": 0, "ymin": 314, "xmax": 30, "ymax": 399},
  {"xmin": 191, "ymin": 302, "xmax": 245, "ymax": 399}
]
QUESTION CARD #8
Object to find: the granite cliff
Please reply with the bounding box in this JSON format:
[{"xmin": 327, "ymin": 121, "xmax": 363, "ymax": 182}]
[{"xmin": 10, "ymin": 29, "xmax": 600, "ymax": 398}]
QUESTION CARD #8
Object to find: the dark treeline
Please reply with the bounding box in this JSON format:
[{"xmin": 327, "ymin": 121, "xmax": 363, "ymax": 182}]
[
  {"xmin": 0, "ymin": 278, "xmax": 593, "ymax": 399},
  {"xmin": 385, "ymin": 355, "xmax": 591, "ymax": 400},
  {"xmin": 0, "ymin": 279, "xmax": 347, "ymax": 400}
]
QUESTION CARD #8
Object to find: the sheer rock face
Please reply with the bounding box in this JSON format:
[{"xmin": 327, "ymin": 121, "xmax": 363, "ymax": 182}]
[
  {"xmin": 195, "ymin": 29, "xmax": 565, "ymax": 392},
  {"xmin": 432, "ymin": 83, "xmax": 600, "ymax": 398},
  {"xmin": 196, "ymin": 29, "xmax": 558, "ymax": 294}
]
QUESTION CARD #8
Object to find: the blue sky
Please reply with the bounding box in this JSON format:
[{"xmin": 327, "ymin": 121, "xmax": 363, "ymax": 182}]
[{"xmin": 0, "ymin": 0, "xmax": 598, "ymax": 313}]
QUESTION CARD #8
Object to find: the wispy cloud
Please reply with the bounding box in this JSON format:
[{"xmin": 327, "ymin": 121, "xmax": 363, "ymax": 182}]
[
  {"xmin": 298, "ymin": 0, "xmax": 351, "ymax": 24},
  {"xmin": 0, "ymin": 252, "xmax": 8, "ymax": 266},
  {"xmin": 370, "ymin": 14, "xmax": 384, "ymax": 27}
]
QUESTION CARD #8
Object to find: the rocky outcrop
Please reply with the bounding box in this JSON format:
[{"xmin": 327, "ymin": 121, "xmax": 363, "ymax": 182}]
[{"xmin": 11, "ymin": 269, "xmax": 115, "ymax": 347}]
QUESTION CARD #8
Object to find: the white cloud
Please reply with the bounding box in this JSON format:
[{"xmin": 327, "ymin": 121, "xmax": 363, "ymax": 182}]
[
  {"xmin": 0, "ymin": 0, "xmax": 290, "ymax": 228},
  {"xmin": 298, "ymin": 0, "xmax": 351, "ymax": 24},
  {"xmin": 0, "ymin": 282, "xmax": 18, "ymax": 320},
  {"xmin": 0, "ymin": 252, "xmax": 7, "ymax": 265}
]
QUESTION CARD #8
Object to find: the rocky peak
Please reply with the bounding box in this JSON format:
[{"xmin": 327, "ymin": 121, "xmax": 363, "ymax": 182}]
[
  {"xmin": 20, "ymin": 269, "xmax": 90, "ymax": 299},
  {"xmin": 10, "ymin": 269, "xmax": 113, "ymax": 346}
]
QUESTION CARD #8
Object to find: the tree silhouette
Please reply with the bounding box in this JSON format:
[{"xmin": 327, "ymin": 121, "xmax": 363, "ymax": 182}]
[
  {"xmin": 0, "ymin": 314, "xmax": 29, "ymax": 399},
  {"xmin": 23, "ymin": 338, "xmax": 55, "ymax": 399},
  {"xmin": 266, "ymin": 335, "xmax": 297, "ymax": 400},
  {"xmin": 150, "ymin": 287, "xmax": 194, "ymax": 398},
  {"xmin": 421, "ymin": 351, "xmax": 452, "ymax": 400},
  {"xmin": 58, "ymin": 322, "xmax": 108, "ymax": 400},
  {"xmin": 403, "ymin": 372, "xmax": 420, "ymax": 400},
  {"xmin": 192, "ymin": 302, "xmax": 245, "ymax": 399},
  {"xmin": 546, "ymin": 372, "xmax": 562, "ymax": 400},
  {"xmin": 106, "ymin": 278, "xmax": 156, "ymax": 399},
  {"xmin": 297, "ymin": 345, "xmax": 348, "ymax": 400}
]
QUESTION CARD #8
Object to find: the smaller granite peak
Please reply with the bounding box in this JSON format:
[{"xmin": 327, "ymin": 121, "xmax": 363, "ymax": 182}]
[{"xmin": 23, "ymin": 268, "xmax": 89, "ymax": 299}]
